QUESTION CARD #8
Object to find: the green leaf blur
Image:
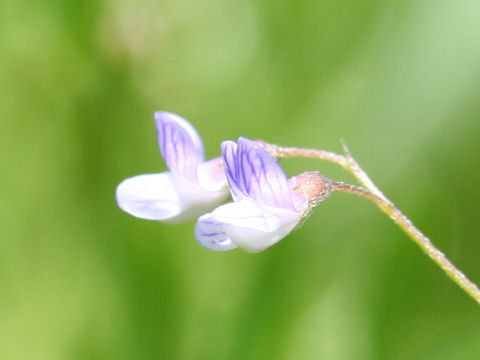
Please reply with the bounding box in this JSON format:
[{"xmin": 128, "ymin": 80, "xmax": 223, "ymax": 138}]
[{"xmin": 1, "ymin": 0, "xmax": 479, "ymax": 359}]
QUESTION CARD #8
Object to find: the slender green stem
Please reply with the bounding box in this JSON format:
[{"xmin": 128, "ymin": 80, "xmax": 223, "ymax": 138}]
[
  {"xmin": 331, "ymin": 181, "xmax": 480, "ymax": 305},
  {"xmin": 263, "ymin": 142, "xmax": 480, "ymax": 306}
]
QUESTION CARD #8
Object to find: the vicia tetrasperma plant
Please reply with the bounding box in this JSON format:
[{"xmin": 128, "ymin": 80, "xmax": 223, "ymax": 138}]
[{"xmin": 116, "ymin": 112, "xmax": 480, "ymax": 305}]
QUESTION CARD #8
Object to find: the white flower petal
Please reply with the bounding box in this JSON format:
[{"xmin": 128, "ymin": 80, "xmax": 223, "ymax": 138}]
[
  {"xmin": 195, "ymin": 213, "xmax": 237, "ymax": 251},
  {"xmin": 197, "ymin": 157, "xmax": 227, "ymax": 192},
  {"xmin": 116, "ymin": 173, "xmax": 181, "ymax": 221},
  {"xmin": 212, "ymin": 199, "xmax": 300, "ymax": 253},
  {"xmin": 168, "ymin": 173, "xmax": 230, "ymax": 223}
]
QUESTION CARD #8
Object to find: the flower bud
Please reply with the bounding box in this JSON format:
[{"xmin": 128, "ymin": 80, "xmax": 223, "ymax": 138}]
[{"xmin": 290, "ymin": 171, "xmax": 332, "ymax": 218}]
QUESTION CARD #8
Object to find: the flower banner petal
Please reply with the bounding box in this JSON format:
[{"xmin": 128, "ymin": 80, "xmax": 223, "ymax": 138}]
[
  {"xmin": 236, "ymin": 137, "xmax": 295, "ymax": 210},
  {"xmin": 221, "ymin": 140, "xmax": 246, "ymax": 201},
  {"xmin": 155, "ymin": 112, "xmax": 204, "ymax": 183}
]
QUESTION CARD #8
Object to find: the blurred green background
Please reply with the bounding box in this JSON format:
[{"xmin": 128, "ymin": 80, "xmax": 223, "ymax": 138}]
[{"xmin": 1, "ymin": 0, "xmax": 480, "ymax": 359}]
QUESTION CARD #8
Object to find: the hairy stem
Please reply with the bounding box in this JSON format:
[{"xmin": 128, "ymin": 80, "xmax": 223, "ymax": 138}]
[
  {"xmin": 331, "ymin": 182, "xmax": 480, "ymax": 305},
  {"xmin": 263, "ymin": 142, "xmax": 480, "ymax": 306}
]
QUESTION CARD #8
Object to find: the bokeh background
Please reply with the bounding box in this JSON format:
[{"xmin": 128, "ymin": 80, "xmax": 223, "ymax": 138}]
[{"xmin": 1, "ymin": 0, "xmax": 480, "ymax": 359}]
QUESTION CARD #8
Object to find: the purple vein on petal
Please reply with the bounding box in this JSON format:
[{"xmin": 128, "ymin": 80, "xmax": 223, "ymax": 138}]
[
  {"xmin": 195, "ymin": 213, "xmax": 236, "ymax": 251},
  {"xmin": 155, "ymin": 112, "xmax": 204, "ymax": 184},
  {"xmin": 222, "ymin": 140, "xmax": 246, "ymax": 201},
  {"xmin": 236, "ymin": 137, "xmax": 295, "ymax": 210}
]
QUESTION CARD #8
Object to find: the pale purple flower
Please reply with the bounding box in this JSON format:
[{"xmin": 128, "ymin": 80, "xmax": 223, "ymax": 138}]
[
  {"xmin": 195, "ymin": 137, "xmax": 309, "ymax": 252},
  {"xmin": 116, "ymin": 112, "xmax": 229, "ymax": 223}
]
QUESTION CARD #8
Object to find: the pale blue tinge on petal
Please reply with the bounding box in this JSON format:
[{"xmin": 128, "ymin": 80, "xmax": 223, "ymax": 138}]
[
  {"xmin": 118, "ymin": 112, "xmax": 230, "ymax": 226},
  {"xmin": 116, "ymin": 173, "xmax": 181, "ymax": 221},
  {"xmin": 211, "ymin": 199, "xmax": 300, "ymax": 253},
  {"xmin": 195, "ymin": 213, "xmax": 237, "ymax": 251},
  {"xmin": 221, "ymin": 140, "xmax": 245, "ymax": 201},
  {"xmin": 222, "ymin": 138, "xmax": 295, "ymax": 211},
  {"xmin": 155, "ymin": 112, "xmax": 204, "ymax": 184},
  {"xmin": 167, "ymin": 172, "xmax": 230, "ymax": 223},
  {"xmin": 117, "ymin": 172, "xmax": 229, "ymax": 223},
  {"xmin": 237, "ymin": 137, "xmax": 295, "ymax": 211},
  {"xmin": 198, "ymin": 137, "xmax": 303, "ymax": 252}
]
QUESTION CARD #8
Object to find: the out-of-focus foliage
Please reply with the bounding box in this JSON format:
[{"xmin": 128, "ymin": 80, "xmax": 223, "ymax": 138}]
[{"xmin": 1, "ymin": 0, "xmax": 479, "ymax": 359}]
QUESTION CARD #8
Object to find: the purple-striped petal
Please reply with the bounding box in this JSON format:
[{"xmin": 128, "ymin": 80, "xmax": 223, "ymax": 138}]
[
  {"xmin": 221, "ymin": 140, "xmax": 246, "ymax": 201},
  {"xmin": 195, "ymin": 213, "xmax": 237, "ymax": 251},
  {"xmin": 155, "ymin": 112, "xmax": 204, "ymax": 183},
  {"xmin": 222, "ymin": 137, "xmax": 295, "ymax": 211}
]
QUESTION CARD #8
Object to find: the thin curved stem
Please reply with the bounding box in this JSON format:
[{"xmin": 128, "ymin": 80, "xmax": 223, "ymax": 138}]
[
  {"xmin": 331, "ymin": 181, "xmax": 480, "ymax": 305},
  {"xmin": 260, "ymin": 141, "xmax": 386, "ymax": 199},
  {"xmin": 258, "ymin": 141, "xmax": 349, "ymax": 168},
  {"xmin": 262, "ymin": 141, "xmax": 480, "ymax": 306}
]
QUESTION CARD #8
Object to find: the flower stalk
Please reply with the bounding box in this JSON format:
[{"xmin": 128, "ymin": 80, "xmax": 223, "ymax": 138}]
[{"xmin": 263, "ymin": 142, "xmax": 480, "ymax": 306}]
